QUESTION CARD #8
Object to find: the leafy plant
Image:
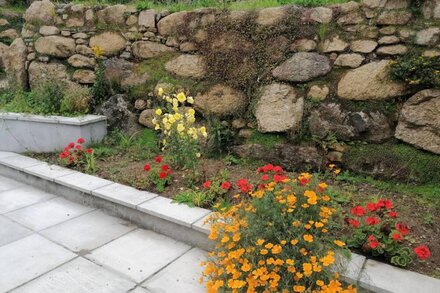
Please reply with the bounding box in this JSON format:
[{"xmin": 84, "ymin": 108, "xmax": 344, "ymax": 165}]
[
  {"xmin": 152, "ymin": 90, "xmax": 207, "ymax": 169},
  {"xmin": 345, "ymin": 199, "xmax": 431, "ymax": 267},
  {"xmin": 202, "ymin": 165, "xmax": 356, "ymax": 292},
  {"xmin": 390, "ymin": 55, "xmax": 440, "ymax": 89},
  {"xmin": 206, "ymin": 118, "xmax": 235, "ymax": 156},
  {"xmin": 58, "ymin": 138, "xmax": 96, "ymax": 173},
  {"xmin": 90, "ymin": 46, "xmax": 111, "ymax": 110},
  {"xmin": 174, "ymin": 189, "xmax": 215, "ymax": 207}
]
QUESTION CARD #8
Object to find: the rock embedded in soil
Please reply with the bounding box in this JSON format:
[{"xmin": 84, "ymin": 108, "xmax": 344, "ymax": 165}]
[
  {"xmin": 89, "ymin": 32, "xmax": 127, "ymax": 57},
  {"xmin": 164, "ymin": 54, "xmax": 207, "ymax": 79},
  {"xmin": 350, "ymin": 39, "xmax": 378, "ymax": 53},
  {"xmin": 395, "ymin": 89, "xmax": 440, "ymax": 155},
  {"xmin": 24, "ymin": 0, "xmax": 56, "ymax": 25},
  {"xmin": 3, "ymin": 38, "xmax": 27, "ymax": 89},
  {"xmin": 97, "ymin": 94, "xmax": 141, "ymax": 134},
  {"xmin": 35, "ymin": 36, "xmax": 76, "ymax": 58},
  {"xmin": 131, "ymin": 41, "xmax": 175, "ymax": 59},
  {"xmin": 334, "ymin": 53, "xmax": 365, "ymax": 68},
  {"xmin": 272, "ymin": 52, "xmax": 331, "ymax": 82},
  {"xmin": 28, "ymin": 61, "xmax": 68, "ymax": 89},
  {"xmin": 194, "ymin": 84, "xmax": 247, "ymax": 117},
  {"xmin": 255, "ymin": 83, "xmax": 304, "ymax": 133}
]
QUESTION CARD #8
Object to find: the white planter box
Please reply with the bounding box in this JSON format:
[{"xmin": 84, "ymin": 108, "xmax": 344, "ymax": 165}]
[{"xmin": 0, "ymin": 112, "xmax": 107, "ymax": 153}]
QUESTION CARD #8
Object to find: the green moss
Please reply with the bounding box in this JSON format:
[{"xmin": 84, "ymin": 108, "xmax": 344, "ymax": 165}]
[
  {"xmin": 338, "ymin": 98, "xmax": 401, "ymax": 118},
  {"xmin": 246, "ymin": 131, "xmax": 287, "ymax": 148},
  {"xmin": 345, "ymin": 143, "xmax": 440, "ymax": 184}
]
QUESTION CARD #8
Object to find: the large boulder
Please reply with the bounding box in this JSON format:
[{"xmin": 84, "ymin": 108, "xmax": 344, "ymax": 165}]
[
  {"xmin": 34, "ymin": 36, "xmax": 75, "ymax": 58},
  {"xmin": 24, "ymin": 0, "xmax": 56, "ymax": 25},
  {"xmin": 272, "ymin": 52, "xmax": 331, "ymax": 82},
  {"xmin": 96, "ymin": 4, "xmax": 128, "ymax": 26},
  {"xmin": 157, "ymin": 11, "xmax": 188, "ymax": 36},
  {"xmin": 194, "ymin": 84, "xmax": 247, "ymax": 117},
  {"xmin": 103, "ymin": 58, "xmax": 149, "ymax": 88},
  {"xmin": 67, "ymin": 54, "xmax": 96, "ymax": 68},
  {"xmin": 164, "ymin": 54, "xmax": 206, "ymax": 79},
  {"xmin": 28, "ymin": 61, "xmax": 68, "ymax": 89},
  {"xmin": 89, "ymin": 32, "xmax": 126, "ymax": 56},
  {"xmin": 3, "ymin": 38, "xmax": 27, "ymax": 89},
  {"xmin": 276, "ymin": 144, "xmax": 324, "ymax": 172},
  {"xmin": 337, "ymin": 60, "xmax": 407, "ymax": 100},
  {"xmin": 96, "ymin": 94, "xmax": 141, "ymax": 134},
  {"xmin": 138, "ymin": 109, "xmax": 156, "ymax": 128},
  {"xmin": 309, "ymin": 103, "xmax": 393, "ymax": 143},
  {"xmin": 395, "ymin": 89, "xmax": 440, "ymax": 154},
  {"xmin": 131, "ymin": 41, "xmax": 175, "ymax": 59},
  {"xmin": 138, "ymin": 9, "xmax": 156, "ymax": 29},
  {"xmin": 255, "ymin": 83, "xmax": 304, "ymax": 133},
  {"xmin": 72, "ymin": 69, "xmax": 96, "ymax": 84},
  {"xmin": 255, "ymin": 6, "xmax": 288, "ymax": 26}
]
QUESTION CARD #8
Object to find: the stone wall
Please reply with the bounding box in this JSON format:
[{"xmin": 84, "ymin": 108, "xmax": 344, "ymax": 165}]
[{"xmin": 1, "ymin": 0, "xmax": 440, "ymax": 161}]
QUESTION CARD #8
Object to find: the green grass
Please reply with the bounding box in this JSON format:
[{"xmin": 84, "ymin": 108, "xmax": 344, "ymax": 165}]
[
  {"xmin": 245, "ymin": 131, "xmax": 287, "ymax": 148},
  {"xmin": 68, "ymin": 0, "xmax": 349, "ymax": 12}
]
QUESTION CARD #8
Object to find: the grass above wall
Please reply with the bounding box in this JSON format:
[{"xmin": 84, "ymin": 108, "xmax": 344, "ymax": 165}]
[{"xmin": 67, "ymin": 0, "xmax": 351, "ymax": 12}]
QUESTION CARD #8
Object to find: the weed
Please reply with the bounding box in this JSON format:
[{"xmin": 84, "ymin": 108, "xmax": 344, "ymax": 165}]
[
  {"xmin": 174, "ymin": 189, "xmax": 214, "ymax": 207},
  {"xmin": 245, "ymin": 131, "xmax": 286, "ymax": 148}
]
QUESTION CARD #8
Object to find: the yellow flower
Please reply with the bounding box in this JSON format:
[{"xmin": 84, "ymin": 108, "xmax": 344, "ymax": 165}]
[
  {"xmin": 271, "ymin": 245, "xmax": 282, "ymax": 254},
  {"xmin": 187, "ymin": 96, "xmax": 194, "ymax": 104},
  {"xmin": 303, "ymin": 234, "xmax": 314, "ymax": 243},
  {"xmin": 290, "ymin": 239, "xmax": 298, "ymax": 245},
  {"xmin": 293, "ymin": 285, "xmax": 305, "ymax": 292},
  {"xmin": 176, "ymin": 92, "xmax": 186, "ymax": 103},
  {"xmin": 256, "ymin": 239, "xmax": 265, "ymax": 246},
  {"xmin": 316, "ymin": 280, "xmax": 324, "ymax": 287},
  {"xmin": 241, "ymin": 263, "xmax": 251, "ymax": 272},
  {"xmin": 91, "ymin": 46, "xmax": 103, "ymax": 58},
  {"xmin": 334, "ymin": 240, "xmax": 346, "ymax": 247},
  {"xmin": 177, "ymin": 124, "xmax": 185, "ymax": 132},
  {"xmin": 265, "ymin": 243, "xmax": 273, "ymax": 249},
  {"xmin": 221, "ymin": 236, "xmax": 229, "ymax": 243},
  {"xmin": 232, "ymin": 233, "xmax": 241, "ymax": 242},
  {"xmin": 260, "ymin": 249, "xmax": 268, "ymax": 255},
  {"xmin": 187, "ymin": 108, "xmax": 195, "ymax": 116},
  {"xmin": 158, "ymin": 87, "xmax": 164, "ymax": 96},
  {"xmin": 155, "ymin": 108, "xmax": 162, "ymax": 116}
]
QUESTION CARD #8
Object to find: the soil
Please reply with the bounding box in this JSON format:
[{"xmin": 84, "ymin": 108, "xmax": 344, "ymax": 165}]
[{"xmin": 30, "ymin": 151, "xmax": 439, "ymax": 279}]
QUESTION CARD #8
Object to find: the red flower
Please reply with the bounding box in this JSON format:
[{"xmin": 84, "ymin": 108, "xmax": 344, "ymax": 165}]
[
  {"xmin": 68, "ymin": 142, "xmax": 75, "ymax": 149},
  {"xmin": 273, "ymin": 174, "xmax": 287, "ymax": 183},
  {"xmin": 261, "ymin": 174, "xmax": 269, "ymax": 181},
  {"xmin": 414, "ymin": 245, "xmax": 430, "ymax": 260},
  {"xmin": 348, "ymin": 218, "xmax": 360, "ymax": 228},
  {"xmin": 237, "ymin": 178, "xmax": 252, "ymax": 193},
  {"xmin": 299, "ymin": 178, "xmax": 310, "ymax": 186},
  {"xmin": 59, "ymin": 151, "xmax": 69, "ymax": 159},
  {"xmin": 75, "ymin": 145, "xmax": 82, "ymax": 149},
  {"xmin": 203, "ymin": 181, "xmax": 211, "ymax": 189},
  {"xmin": 351, "ymin": 206, "xmax": 366, "ymax": 217},
  {"xmin": 161, "ymin": 164, "xmax": 170, "ymax": 171},
  {"xmin": 366, "ymin": 202, "xmax": 377, "ymax": 212},
  {"xmin": 273, "ymin": 166, "xmax": 284, "ymax": 174},
  {"xmin": 220, "ymin": 181, "xmax": 231, "ymax": 190},
  {"xmin": 159, "ymin": 172, "xmax": 167, "ymax": 179},
  {"xmin": 365, "ymin": 217, "xmax": 380, "ymax": 226},
  {"xmin": 143, "ymin": 164, "xmax": 151, "ymax": 171},
  {"xmin": 388, "ymin": 211, "xmax": 398, "ymax": 218},
  {"xmin": 155, "ymin": 155, "xmax": 163, "ymax": 163},
  {"xmin": 262, "ymin": 164, "xmax": 274, "ymax": 173},
  {"xmin": 85, "ymin": 148, "xmax": 93, "ymax": 154},
  {"xmin": 383, "ymin": 199, "xmax": 393, "ymax": 209},
  {"xmin": 258, "ymin": 184, "xmax": 265, "ymax": 190},
  {"xmin": 395, "ymin": 223, "xmax": 409, "ymax": 236},
  {"xmin": 391, "ymin": 233, "xmax": 403, "ymax": 242},
  {"xmin": 77, "ymin": 138, "xmax": 85, "ymax": 144},
  {"xmin": 368, "ymin": 235, "xmax": 380, "ymax": 249}
]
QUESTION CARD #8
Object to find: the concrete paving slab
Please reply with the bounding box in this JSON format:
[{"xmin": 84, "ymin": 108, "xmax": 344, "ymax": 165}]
[
  {"xmin": 0, "ymin": 154, "xmax": 45, "ymax": 170},
  {"xmin": 130, "ymin": 287, "xmax": 152, "ymax": 293},
  {"xmin": 24, "ymin": 163, "xmax": 76, "ymax": 181},
  {"xmin": 0, "ymin": 215, "xmax": 32, "ymax": 247},
  {"xmin": 0, "ymin": 187, "xmax": 57, "ymax": 214},
  {"xmin": 11, "ymin": 257, "xmax": 136, "ymax": 293},
  {"xmin": 359, "ymin": 259, "xmax": 440, "ymax": 293},
  {"xmin": 192, "ymin": 212, "xmax": 213, "ymax": 235},
  {"xmin": 334, "ymin": 253, "xmax": 366, "ymax": 283},
  {"xmin": 0, "ymin": 175, "xmax": 24, "ymax": 192},
  {"xmin": 92, "ymin": 183, "xmax": 157, "ymax": 208},
  {"xmin": 142, "ymin": 247, "xmax": 206, "ymax": 293},
  {"xmin": 0, "ymin": 151, "xmax": 18, "ymax": 159},
  {"xmin": 41, "ymin": 210, "xmax": 136, "ymax": 252},
  {"xmin": 6, "ymin": 197, "xmax": 94, "ymax": 231},
  {"xmin": 0, "ymin": 234, "xmax": 75, "ymax": 292},
  {"xmin": 55, "ymin": 172, "xmax": 113, "ymax": 193},
  {"xmin": 87, "ymin": 229, "xmax": 190, "ymax": 283},
  {"xmin": 137, "ymin": 196, "xmax": 210, "ymax": 228}
]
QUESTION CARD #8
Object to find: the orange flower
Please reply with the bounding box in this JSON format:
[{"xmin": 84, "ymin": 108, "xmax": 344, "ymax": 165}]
[{"xmin": 303, "ymin": 234, "xmax": 314, "ymax": 243}]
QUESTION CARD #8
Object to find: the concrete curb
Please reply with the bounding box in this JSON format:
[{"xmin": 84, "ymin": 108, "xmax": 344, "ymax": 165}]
[{"xmin": 1, "ymin": 152, "xmax": 439, "ymax": 292}]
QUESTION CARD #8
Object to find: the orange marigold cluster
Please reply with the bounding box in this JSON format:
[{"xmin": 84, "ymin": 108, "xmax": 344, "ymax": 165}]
[{"xmin": 201, "ymin": 170, "xmax": 356, "ymax": 293}]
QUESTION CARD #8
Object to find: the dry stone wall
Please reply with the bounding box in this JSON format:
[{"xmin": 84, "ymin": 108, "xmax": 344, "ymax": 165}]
[{"xmin": 1, "ymin": 0, "xmax": 440, "ymax": 159}]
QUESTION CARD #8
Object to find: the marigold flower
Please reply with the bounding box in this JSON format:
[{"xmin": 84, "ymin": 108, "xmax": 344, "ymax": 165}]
[
  {"xmin": 290, "ymin": 239, "xmax": 298, "ymax": 245},
  {"xmin": 260, "ymin": 249, "xmax": 268, "ymax": 255},
  {"xmin": 271, "ymin": 245, "xmax": 282, "ymax": 254},
  {"xmin": 334, "ymin": 240, "xmax": 346, "ymax": 247},
  {"xmin": 303, "ymin": 234, "xmax": 314, "ymax": 243},
  {"xmin": 256, "ymin": 239, "xmax": 265, "ymax": 245},
  {"xmin": 293, "ymin": 285, "xmax": 305, "ymax": 292},
  {"xmin": 414, "ymin": 245, "xmax": 430, "ymax": 260}
]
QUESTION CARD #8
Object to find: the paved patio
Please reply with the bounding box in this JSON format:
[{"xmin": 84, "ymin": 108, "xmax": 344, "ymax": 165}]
[{"xmin": 0, "ymin": 175, "xmax": 206, "ymax": 293}]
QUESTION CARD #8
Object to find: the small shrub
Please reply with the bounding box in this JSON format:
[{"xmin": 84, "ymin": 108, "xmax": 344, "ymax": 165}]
[
  {"xmin": 90, "ymin": 46, "xmax": 111, "ymax": 109},
  {"xmin": 390, "ymin": 55, "xmax": 440, "ymax": 89},
  {"xmin": 143, "ymin": 155, "xmax": 173, "ymax": 192},
  {"xmin": 31, "ymin": 80, "xmax": 65, "ymax": 114},
  {"xmin": 60, "ymin": 84, "xmax": 91, "ymax": 115},
  {"xmin": 59, "ymin": 138, "xmax": 96, "ymax": 173},
  {"xmin": 175, "ymin": 189, "xmax": 214, "ymax": 207},
  {"xmin": 345, "ymin": 199, "xmax": 430, "ymax": 267},
  {"xmin": 152, "ymin": 89, "xmax": 207, "ymax": 169},
  {"xmin": 202, "ymin": 165, "xmax": 356, "ymax": 292}
]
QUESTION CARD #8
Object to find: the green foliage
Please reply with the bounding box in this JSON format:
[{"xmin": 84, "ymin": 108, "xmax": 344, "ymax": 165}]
[
  {"xmin": 312, "ymin": 133, "xmax": 338, "ymax": 151},
  {"xmin": 245, "ymin": 131, "xmax": 286, "ymax": 148},
  {"xmin": 0, "ymin": 81, "xmax": 90, "ymax": 116},
  {"xmin": 345, "ymin": 143, "xmax": 440, "ymax": 184},
  {"xmin": 90, "ymin": 59, "xmax": 111, "ymax": 110},
  {"xmin": 174, "ymin": 189, "xmax": 215, "ymax": 207},
  {"xmin": 390, "ymin": 55, "xmax": 440, "ymax": 89},
  {"xmin": 206, "ymin": 118, "xmax": 236, "ymax": 156}
]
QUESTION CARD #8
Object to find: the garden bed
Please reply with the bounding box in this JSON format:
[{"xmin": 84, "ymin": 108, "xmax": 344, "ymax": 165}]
[
  {"xmin": 0, "ymin": 112, "xmax": 107, "ymax": 153},
  {"xmin": 30, "ymin": 129, "xmax": 440, "ymax": 280}
]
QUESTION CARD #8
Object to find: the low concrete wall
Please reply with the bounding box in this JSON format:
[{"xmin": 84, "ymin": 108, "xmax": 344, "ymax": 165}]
[{"xmin": 0, "ymin": 113, "xmax": 107, "ymax": 153}]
